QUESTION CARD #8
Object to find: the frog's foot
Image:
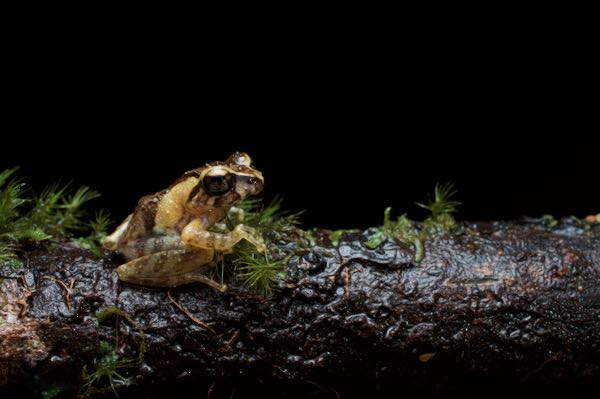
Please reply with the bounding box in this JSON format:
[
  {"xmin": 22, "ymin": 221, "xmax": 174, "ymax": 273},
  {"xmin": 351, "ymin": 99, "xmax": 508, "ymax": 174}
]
[
  {"xmin": 116, "ymin": 249, "xmax": 226, "ymax": 291},
  {"xmin": 233, "ymin": 224, "xmax": 266, "ymax": 253},
  {"xmin": 182, "ymin": 221, "xmax": 266, "ymax": 253}
]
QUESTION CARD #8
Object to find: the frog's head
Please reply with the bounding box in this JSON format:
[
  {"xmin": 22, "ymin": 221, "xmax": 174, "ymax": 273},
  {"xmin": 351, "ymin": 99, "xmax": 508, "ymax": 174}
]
[{"xmin": 188, "ymin": 152, "xmax": 264, "ymax": 213}]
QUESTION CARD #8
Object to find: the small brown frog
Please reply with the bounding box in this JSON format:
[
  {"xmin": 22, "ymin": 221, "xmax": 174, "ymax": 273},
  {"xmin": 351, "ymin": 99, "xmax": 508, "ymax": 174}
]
[{"xmin": 103, "ymin": 152, "xmax": 265, "ymax": 291}]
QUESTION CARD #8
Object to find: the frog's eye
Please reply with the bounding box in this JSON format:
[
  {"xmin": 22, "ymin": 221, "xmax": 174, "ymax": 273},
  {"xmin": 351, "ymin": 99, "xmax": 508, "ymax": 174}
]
[
  {"xmin": 227, "ymin": 152, "xmax": 252, "ymax": 167},
  {"xmin": 203, "ymin": 173, "xmax": 233, "ymax": 196}
]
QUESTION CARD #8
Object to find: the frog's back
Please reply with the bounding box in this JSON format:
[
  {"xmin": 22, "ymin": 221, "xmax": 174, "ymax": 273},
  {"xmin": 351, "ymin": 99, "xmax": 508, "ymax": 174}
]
[
  {"xmin": 127, "ymin": 192, "xmax": 165, "ymax": 239},
  {"xmin": 104, "ymin": 168, "xmax": 205, "ymax": 252}
]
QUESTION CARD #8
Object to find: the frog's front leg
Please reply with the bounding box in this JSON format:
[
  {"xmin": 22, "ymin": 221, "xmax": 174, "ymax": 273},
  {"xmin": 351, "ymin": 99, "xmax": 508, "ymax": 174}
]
[
  {"xmin": 181, "ymin": 219, "xmax": 265, "ymax": 253},
  {"xmin": 116, "ymin": 248, "xmax": 226, "ymax": 291}
]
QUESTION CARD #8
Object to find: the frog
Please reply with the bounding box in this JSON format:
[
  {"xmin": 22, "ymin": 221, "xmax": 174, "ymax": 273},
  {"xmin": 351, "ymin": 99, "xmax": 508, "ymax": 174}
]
[{"xmin": 103, "ymin": 152, "xmax": 265, "ymax": 291}]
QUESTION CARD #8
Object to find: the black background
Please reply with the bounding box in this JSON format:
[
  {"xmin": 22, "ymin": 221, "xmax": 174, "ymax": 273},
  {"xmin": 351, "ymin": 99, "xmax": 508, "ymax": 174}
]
[{"xmin": 2, "ymin": 33, "xmax": 597, "ymax": 231}]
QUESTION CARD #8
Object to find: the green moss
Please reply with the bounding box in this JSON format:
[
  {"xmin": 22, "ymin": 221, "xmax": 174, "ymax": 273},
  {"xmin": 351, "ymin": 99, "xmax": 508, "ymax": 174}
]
[
  {"xmin": 96, "ymin": 306, "xmax": 146, "ymax": 365},
  {"xmin": 541, "ymin": 214, "xmax": 559, "ymax": 228},
  {"xmin": 227, "ymin": 196, "xmax": 302, "ymax": 234},
  {"xmin": 366, "ymin": 184, "xmax": 460, "ymax": 263},
  {"xmin": 217, "ymin": 197, "xmax": 303, "ymax": 296},
  {"xmin": 82, "ymin": 341, "xmax": 136, "ymax": 397},
  {"xmin": 73, "ymin": 209, "xmax": 112, "ymax": 257},
  {"xmin": 416, "ymin": 183, "xmax": 460, "ymax": 217},
  {"xmin": 0, "ymin": 168, "xmax": 25, "ymax": 264},
  {"xmin": 303, "ymin": 229, "xmax": 317, "ymax": 247},
  {"xmin": 0, "ymin": 167, "xmax": 107, "ymax": 265},
  {"xmin": 364, "ymin": 231, "xmax": 386, "ymax": 249},
  {"xmin": 83, "ymin": 307, "xmax": 147, "ymax": 396},
  {"xmin": 0, "ymin": 241, "xmax": 22, "ymax": 267},
  {"xmin": 0, "ymin": 168, "xmax": 25, "ymax": 228},
  {"xmin": 15, "ymin": 183, "xmax": 100, "ymax": 240},
  {"xmin": 329, "ymin": 229, "xmax": 360, "ymax": 246},
  {"xmin": 413, "ymin": 238, "xmax": 425, "ymax": 262},
  {"xmin": 232, "ymin": 244, "xmax": 287, "ymax": 296}
]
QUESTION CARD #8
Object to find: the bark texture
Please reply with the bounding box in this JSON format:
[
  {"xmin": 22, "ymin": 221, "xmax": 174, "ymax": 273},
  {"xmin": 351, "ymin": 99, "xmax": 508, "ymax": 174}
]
[{"xmin": 1, "ymin": 219, "xmax": 599, "ymax": 397}]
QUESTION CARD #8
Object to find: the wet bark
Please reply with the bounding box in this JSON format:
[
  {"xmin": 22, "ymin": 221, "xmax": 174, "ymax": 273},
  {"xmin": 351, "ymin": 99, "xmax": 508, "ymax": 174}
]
[{"xmin": 1, "ymin": 219, "xmax": 599, "ymax": 397}]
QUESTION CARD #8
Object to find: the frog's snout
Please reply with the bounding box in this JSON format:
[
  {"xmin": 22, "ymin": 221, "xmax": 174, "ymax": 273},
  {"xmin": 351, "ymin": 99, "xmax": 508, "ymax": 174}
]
[{"xmin": 236, "ymin": 174, "xmax": 264, "ymax": 197}]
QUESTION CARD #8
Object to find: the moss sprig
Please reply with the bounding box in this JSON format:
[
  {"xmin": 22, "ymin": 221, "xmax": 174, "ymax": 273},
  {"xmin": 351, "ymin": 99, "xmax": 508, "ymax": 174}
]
[
  {"xmin": 232, "ymin": 243, "xmax": 287, "ymax": 296},
  {"xmin": 0, "ymin": 167, "xmax": 108, "ymax": 265},
  {"xmin": 217, "ymin": 197, "xmax": 303, "ymax": 296},
  {"xmin": 82, "ymin": 341, "xmax": 136, "ymax": 397},
  {"xmin": 365, "ymin": 183, "xmax": 461, "ymax": 263},
  {"xmin": 83, "ymin": 307, "xmax": 147, "ymax": 396},
  {"xmin": 416, "ymin": 183, "xmax": 461, "ymax": 217},
  {"xmin": 96, "ymin": 306, "xmax": 146, "ymax": 365},
  {"xmin": 73, "ymin": 210, "xmax": 113, "ymax": 256},
  {"xmin": 228, "ymin": 196, "xmax": 302, "ymax": 234}
]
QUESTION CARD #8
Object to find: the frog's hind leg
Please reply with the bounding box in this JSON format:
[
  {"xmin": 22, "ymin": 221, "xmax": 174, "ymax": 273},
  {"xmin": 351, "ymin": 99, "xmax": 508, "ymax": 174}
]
[
  {"xmin": 119, "ymin": 236, "xmax": 189, "ymax": 260},
  {"xmin": 116, "ymin": 249, "xmax": 225, "ymax": 291}
]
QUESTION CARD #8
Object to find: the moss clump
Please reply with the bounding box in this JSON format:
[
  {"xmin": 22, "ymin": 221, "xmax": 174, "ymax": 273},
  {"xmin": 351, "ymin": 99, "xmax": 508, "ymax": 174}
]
[
  {"xmin": 232, "ymin": 247, "xmax": 287, "ymax": 296},
  {"xmin": 96, "ymin": 307, "xmax": 146, "ymax": 365},
  {"xmin": 415, "ymin": 183, "xmax": 461, "ymax": 219},
  {"xmin": 82, "ymin": 341, "xmax": 136, "ymax": 397},
  {"xmin": 365, "ymin": 183, "xmax": 461, "ymax": 262},
  {"xmin": 82, "ymin": 307, "xmax": 146, "ymax": 396},
  {"xmin": 226, "ymin": 196, "xmax": 303, "ymax": 235},
  {"xmin": 215, "ymin": 197, "xmax": 303, "ymax": 296},
  {"xmin": 73, "ymin": 209, "xmax": 112, "ymax": 257},
  {"xmin": 0, "ymin": 167, "xmax": 108, "ymax": 265}
]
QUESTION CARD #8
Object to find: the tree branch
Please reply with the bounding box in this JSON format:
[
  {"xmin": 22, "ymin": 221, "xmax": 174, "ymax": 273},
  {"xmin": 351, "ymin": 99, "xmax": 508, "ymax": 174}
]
[{"xmin": 1, "ymin": 220, "xmax": 599, "ymax": 397}]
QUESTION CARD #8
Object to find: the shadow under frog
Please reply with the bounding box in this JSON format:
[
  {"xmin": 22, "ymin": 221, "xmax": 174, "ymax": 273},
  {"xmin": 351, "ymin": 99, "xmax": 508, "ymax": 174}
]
[{"xmin": 103, "ymin": 152, "xmax": 265, "ymax": 291}]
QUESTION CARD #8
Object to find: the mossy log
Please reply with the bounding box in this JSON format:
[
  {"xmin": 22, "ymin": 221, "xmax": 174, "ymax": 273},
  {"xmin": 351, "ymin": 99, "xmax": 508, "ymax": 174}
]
[{"xmin": 1, "ymin": 220, "xmax": 600, "ymax": 397}]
